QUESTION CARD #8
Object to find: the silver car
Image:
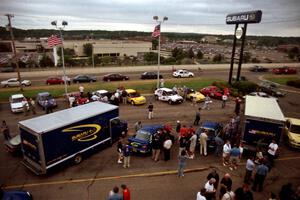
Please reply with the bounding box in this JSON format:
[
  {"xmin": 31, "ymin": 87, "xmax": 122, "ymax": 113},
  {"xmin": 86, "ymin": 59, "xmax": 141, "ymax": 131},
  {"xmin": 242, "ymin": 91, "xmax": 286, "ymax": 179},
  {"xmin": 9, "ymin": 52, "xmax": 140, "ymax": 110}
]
[{"xmin": 1, "ymin": 78, "xmax": 31, "ymax": 87}]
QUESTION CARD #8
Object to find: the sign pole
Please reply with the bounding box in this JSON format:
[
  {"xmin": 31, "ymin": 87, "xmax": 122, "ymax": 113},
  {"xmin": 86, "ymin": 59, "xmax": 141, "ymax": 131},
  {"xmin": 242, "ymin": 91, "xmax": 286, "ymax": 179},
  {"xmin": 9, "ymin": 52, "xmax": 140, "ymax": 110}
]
[
  {"xmin": 236, "ymin": 23, "xmax": 248, "ymax": 82},
  {"xmin": 228, "ymin": 24, "xmax": 238, "ymax": 85}
]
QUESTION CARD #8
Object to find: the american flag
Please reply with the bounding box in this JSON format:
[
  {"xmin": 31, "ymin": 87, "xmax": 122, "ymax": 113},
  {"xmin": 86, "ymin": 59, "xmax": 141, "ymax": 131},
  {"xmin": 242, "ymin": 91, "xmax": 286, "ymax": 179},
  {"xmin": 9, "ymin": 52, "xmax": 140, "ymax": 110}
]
[
  {"xmin": 152, "ymin": 25, "xmax": 160, "ymax": 38},
  {"xmin": 47, "ymin": 35, "xmax": 62, "ymax": 48}
]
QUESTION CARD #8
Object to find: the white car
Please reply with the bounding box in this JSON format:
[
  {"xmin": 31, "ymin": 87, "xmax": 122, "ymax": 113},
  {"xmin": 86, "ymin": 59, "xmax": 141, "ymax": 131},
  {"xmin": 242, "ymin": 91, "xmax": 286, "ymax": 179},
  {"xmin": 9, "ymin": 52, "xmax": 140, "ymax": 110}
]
[
  {"xmin": 9, "ymin": 94, "xmax": 27, "ymax": 113},
  {"xmin": 173, "ymin": 69, "xmax": 194, "ymax": 78},
  {"xmin": 1, "ymin": 78, "xmax": 31, "ymax": 87},
  {"xmin": 154, "ymin": 87, "xmax": 183, "ymax": 104},
  {"xmin": 91, "ymin": 90, "xmax": 111, "ymax": 102}
]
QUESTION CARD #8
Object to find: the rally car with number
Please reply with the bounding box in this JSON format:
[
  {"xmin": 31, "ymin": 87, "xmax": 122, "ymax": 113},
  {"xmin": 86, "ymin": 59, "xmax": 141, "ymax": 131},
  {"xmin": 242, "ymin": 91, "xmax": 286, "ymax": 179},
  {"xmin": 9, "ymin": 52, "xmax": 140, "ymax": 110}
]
[{"xmin": 154, "ymin": 87, "xmax": 183, "ymax": 104}]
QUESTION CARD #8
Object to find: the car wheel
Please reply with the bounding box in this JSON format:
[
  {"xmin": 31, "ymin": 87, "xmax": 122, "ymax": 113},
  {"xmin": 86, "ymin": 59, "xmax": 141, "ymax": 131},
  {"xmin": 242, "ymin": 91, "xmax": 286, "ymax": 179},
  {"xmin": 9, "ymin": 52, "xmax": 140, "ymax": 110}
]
[
  {"xmin": 107, "ymin": 79, "xmax": 111, "ymax": 82},
  {"xmin": 4, "ymin": 84, "xmax": 8, "ymax": 88},
  {"xmin": 21, "ymin": 83, "xmax": 26, "ymax": 87},
  {"xmin": 90, "ymin": 80, "xmax": 93, "ymax": 83},
  {"xmin": 76, "ymin": 81, "xmax": 79, "ymax": 84},
  {"xmin": 189, "ymin": 75, "xmax": 193, "ymax": 78},
  {"xmin": 47, "ymin": 82, "xmax": 50, "ymax": 85},
  {"xmin": 131, "ymin": 101, "xmax": 135, "ymax": 106},
  {"xmin": 168, "ymin": 100, "xmax": 172, "ymax": 105},
  {"xmin": 74, "ymin": 154, "xmax": 82, "ymax": 164},
  {"xmin": 123, "ymin": 78, "xmax": 126, "ymax": 81}
]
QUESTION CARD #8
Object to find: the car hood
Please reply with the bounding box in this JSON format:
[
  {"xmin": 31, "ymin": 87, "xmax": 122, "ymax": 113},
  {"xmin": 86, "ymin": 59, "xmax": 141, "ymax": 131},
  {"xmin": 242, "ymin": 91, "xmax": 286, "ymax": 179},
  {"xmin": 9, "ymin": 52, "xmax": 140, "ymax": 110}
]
[
  {"xmin": 169, "ymin": 95, "xmax": 183, "ymax": 100},
  {"xmin": 131, "ymin": 96, "xmax": 146, "ymax": 101},
  {"xmin": 128, "ymin": 136, "xmax": 149, "ymax": 145},
  {"xmin": 289, "ymin": 132, "xmax": 300, "ymax": 142},
  {"xmin": 11, "ymin": 102, "xmax": 23, "ymax": 109}
]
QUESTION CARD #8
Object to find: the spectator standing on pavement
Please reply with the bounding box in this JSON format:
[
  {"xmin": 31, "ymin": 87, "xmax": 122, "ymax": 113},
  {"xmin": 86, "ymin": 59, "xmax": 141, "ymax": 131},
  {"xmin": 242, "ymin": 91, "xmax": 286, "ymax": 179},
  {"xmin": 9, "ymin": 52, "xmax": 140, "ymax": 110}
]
[
  {"xmin": 1, "ymin": 120, "xmax": 11, "ymax": 141},
  {"xmin": 177, "ymin": 150, "xmax": 188, "ymax": 178},
  {"xmin": 134, "ymin": 121, "xmax": 142, "ymax": 132},
  {"xmin": 176, "ymin": 120, "xmax": 181, "ymax": 135},
  {"xmin": 117, "ymin": 138, "xmax": 123, "ymax": 164},
  {"xmin": 235, "ymin": 183, "xmax": 253, "ymax": 200},
  {"xmin": 122, "ymin": 143, "xmax": 132, "ymax": 168},
  {"xmin": 172, "ymin": 85, "xmax": 178, "ymax": 93},
  {"xmin": 147, "ymin": 102, "xmax": 154, "ymax": 119},
  {"xmin": 160, "ymin": 78, "xmax": 164, "ymax": 88},
  {"xmin": 204, "ymin": 178, "xmax": 216, "ymax": 200},
  {"xmin": 222, "ymin": 94, "xmax": 228, "ymax": 108},
  {"xmin": 163, "ymin": 136, "xmax": 172, "ymax": 161},
  {"xmin": 267, "ymin": 139, "xmax": 278, "ymax": 167},
  {"xmin": 221, "ymin": 186, "xmax": 235, "ymax": 200},
  {"xmin": 202, "ymin": 95, "xmax": 211, "ymax": 110},
  {"xmin": 121, "ymin": 184, "xmax": 130, "ymax": 200},
  {"xmin": 151, "ymin": 131, "xmax": 162, "ymax": 162},
  {"xmin": 229, "ymin": 144, "xmax": 241, "ymax": 171},
  {"xmin": 122, "ymin": 90, "xmax": 127, "ymax": 104},
  {"xmin": 207, "ymin": 169, "xmax": 220, "ymax": 191},
  {"xmin": 219, "ymin": 173, "xmax": 233, "ymax": 200},
  {"xmin": 194, "ymin": 108, "xmax": 201, "ymax": 125},
  {"xmin": 234, "ymin": 97, "xmax": 242, "ymax": 115},
  {"xmin": 196, "ymin": 188, "xmax": 207, "ymax": 200},
  {"xmin": 199, "ymin": 129, "xmax": 208, "ymax": 156},
  {"xmin": 189, "ymin": 132, "xmax": 197, "ymax": 159},
  {"xmin": 22, "ymin": 97, "xmax": 29, "ymax": 116},
  {"xmin": 214, "ymin": 136, "xmax": 224, "ymax": 157},
  {"xmin": 68, "ymin": 95, "xmax": 75, "ymax": 108},
  {"xmin": 45, "ymin": 99, "xmax": 53, "ymax": 114},
  {"xmin": 223, "ymin": 140, "xmax": 231, "ymax": 166},
  {"xmin": 28, "ymin": 98, "xmax": 36, "ymax": 115},
  {"xmin": 108, "ymin": 186, "xmax": 122, "ymax": 200},
  {"xmin": 79, "ymin": 85, "xmax": 84, "ymax": 97},
  {"xmin": 244, "ymin": 155, "xmax": 255, "ymax": 184},
  {"xmin": 178, "ymin": 134, "xmax": 187, "ymax": 156},
  {"xmin": 252, "ymin": 159, "xmax": 269, "ymax": 192}
]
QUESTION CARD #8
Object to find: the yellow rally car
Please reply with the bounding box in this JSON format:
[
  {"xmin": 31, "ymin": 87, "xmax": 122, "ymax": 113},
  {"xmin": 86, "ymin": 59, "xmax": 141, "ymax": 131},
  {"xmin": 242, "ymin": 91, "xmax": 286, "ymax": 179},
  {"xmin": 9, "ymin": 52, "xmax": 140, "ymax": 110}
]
[
  {"xmin": 285, "ymin": 117, "xmax": 300, "ymax": 149},
  {"xmin": 186, "ymin": 89, "xmax": 205, "ymax": 102},
  {"xmin": 126, "ymin": 89, "xmax": 146, "ymax": 105}
]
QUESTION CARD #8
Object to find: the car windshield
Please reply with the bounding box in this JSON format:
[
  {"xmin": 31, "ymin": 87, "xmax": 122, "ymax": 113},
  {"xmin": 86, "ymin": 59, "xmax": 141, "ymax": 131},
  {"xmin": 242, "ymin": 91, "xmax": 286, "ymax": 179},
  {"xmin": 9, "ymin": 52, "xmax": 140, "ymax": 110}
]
[
  {"xmin": 166, "ymin": 91, "xmax": 177, "ymax": 95},
  {"xmin": 135, "ymin": 130, "xmax": 150, "ymax": 141},
  {"xmin": 290, "ymin": 124, "xmax": 300, "ymax": 134},
  {"xmin": 12, "ymin": 97, "xmax": 23, "ymax": 103},
  {"xmin": 40, "ymin": 95, "xmax": 50, "ymax": 101},
  {"xmin": 129, "ymin": 92, "xmax": 140, "ymax": 97}
]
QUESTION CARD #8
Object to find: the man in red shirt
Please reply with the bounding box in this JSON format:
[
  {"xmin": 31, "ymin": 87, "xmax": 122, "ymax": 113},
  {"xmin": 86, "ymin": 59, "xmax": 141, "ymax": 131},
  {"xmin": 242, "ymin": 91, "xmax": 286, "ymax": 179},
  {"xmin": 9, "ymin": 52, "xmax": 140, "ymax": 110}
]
[{"xmin": 121, "ymin": 184, "xmax": 130, "ymax": 200}]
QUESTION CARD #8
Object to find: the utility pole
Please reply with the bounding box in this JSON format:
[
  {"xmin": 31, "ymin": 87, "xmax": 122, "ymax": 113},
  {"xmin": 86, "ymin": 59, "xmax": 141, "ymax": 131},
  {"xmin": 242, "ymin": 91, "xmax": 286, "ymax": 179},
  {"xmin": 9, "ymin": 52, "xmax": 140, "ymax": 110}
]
[{"xmin": 6, "ymin": 14, "xmax": 22, "ymax": 91}]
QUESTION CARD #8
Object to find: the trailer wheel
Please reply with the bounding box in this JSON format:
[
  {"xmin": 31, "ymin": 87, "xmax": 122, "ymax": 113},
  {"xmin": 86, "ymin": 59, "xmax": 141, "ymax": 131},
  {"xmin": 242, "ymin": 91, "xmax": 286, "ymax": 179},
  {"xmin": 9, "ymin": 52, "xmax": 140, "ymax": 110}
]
[{"xmin": 74, "ymin": 154, "xmax": 82, "ymax": 164}]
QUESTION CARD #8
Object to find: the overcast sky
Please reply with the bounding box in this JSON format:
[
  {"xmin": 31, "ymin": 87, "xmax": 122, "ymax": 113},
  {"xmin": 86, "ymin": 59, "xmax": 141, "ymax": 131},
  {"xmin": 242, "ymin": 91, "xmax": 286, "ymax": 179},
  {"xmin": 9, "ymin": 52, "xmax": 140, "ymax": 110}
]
[{"xmin": 0, "ymin": 0, "xmax": 299, "ymax": 37}]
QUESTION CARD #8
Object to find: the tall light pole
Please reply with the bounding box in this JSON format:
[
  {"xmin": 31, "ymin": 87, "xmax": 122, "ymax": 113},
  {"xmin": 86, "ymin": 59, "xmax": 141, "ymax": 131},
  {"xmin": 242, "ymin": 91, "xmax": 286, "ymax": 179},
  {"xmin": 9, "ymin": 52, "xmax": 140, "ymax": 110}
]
[
  {"xmin": 5, "ymin": 14, "xmax": 22, "ymax": 91},
  {"xmin": 51, "ymin": 20, "xmax": 68, "ymax": 95},
  {"xmin": 153, "ymin": 16, "xmax": 168, "ymax": 88}
]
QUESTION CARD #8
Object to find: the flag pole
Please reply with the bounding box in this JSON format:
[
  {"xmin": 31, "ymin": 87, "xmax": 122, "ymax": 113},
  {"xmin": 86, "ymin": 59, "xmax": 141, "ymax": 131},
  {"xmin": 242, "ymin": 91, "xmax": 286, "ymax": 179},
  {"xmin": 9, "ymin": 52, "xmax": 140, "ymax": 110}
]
[
  {"xmin": 157, "ymin": 22, "xmax": 161, "ymax": 89},
  {"xmin": 58, "ymin": 28, "xmax": 68, "ymax": 95}
]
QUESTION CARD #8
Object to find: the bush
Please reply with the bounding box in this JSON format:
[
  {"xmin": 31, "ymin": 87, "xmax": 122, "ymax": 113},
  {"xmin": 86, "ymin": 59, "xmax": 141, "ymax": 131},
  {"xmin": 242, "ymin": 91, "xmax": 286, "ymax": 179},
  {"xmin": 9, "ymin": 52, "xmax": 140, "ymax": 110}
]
[
  {"xmin": 287, "ymin": 79, "xmax": 300, "ymax": 88},
  {"xmin": 231, "ymin": 81, "xmax": 258, "ymax": 95}
]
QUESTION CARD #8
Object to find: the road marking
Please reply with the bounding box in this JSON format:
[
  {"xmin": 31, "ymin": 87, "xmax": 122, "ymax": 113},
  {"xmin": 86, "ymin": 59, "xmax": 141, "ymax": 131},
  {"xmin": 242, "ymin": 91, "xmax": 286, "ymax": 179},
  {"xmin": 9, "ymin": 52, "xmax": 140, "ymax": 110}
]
[{"xmin": 4, "ymin": 156, "xmax": 300, "ymax": 189}]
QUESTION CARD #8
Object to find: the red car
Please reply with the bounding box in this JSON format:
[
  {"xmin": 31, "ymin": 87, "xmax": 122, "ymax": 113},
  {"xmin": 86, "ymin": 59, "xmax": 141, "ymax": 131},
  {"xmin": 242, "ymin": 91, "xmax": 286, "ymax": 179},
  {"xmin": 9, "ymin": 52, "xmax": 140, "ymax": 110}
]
[
  {"xmin": 200, "ymin": 86, "xmax": 230, "ymax": 99},
  {"xmin": 46, "ymin": 77, "xmax": 64, "ymax": 85},
  {"xmin": 272, "ymin": 66, "xmax": 297, "ymax": 74}
]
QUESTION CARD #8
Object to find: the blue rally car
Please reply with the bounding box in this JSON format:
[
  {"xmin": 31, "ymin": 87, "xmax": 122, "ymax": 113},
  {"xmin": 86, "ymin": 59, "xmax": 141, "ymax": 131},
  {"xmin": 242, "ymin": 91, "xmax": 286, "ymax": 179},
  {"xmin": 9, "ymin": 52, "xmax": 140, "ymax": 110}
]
[
  {"xmin": 0, "ymin": 188, "xmax": 33, "ymax": 200},
  {"xmin": 128, "ymin": 124, "xmax": 164, "ymax": 154},
  {"xmin": 196, "ymin": 121, "xmax": 223, "ymax": 150}
]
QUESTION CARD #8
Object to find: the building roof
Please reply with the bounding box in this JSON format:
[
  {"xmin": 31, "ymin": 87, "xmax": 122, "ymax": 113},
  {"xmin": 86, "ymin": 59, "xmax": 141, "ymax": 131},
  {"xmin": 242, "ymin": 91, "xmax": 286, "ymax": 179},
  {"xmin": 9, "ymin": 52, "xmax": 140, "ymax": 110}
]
[
  {"xmin": 19, "ymin": 102, "xmax": 118, "ymax": 134},
  {"xmin": 245, "ymin": 95, "xmax": 285, "ymax": 122}
]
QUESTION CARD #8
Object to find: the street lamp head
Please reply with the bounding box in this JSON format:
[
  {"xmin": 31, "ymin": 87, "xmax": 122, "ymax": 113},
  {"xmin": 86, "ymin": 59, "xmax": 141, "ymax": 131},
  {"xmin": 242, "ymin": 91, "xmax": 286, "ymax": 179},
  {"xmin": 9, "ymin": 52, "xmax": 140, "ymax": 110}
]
[
  {"xmin": 51, "ymin": 21, "xmax": 57, "ymax": 26},
  {"xmin": 62, "ymin": 21, "xmax": 68, "ymax": 26},
  {"xmin": 153, "ymin": 16, "xmax": 158, "ymax": 21},
  {"xmin": 163, "ymin": 16, "xmax": 168, "ymax": 21}
]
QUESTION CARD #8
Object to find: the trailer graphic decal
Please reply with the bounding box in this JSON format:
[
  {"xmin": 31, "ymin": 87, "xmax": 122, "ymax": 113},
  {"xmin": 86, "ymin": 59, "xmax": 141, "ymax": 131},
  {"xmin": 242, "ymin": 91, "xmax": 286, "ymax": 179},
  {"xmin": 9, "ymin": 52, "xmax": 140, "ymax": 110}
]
[{"xmin": 62, "ymin": 124, "xmax": 101, "ymax": 142}]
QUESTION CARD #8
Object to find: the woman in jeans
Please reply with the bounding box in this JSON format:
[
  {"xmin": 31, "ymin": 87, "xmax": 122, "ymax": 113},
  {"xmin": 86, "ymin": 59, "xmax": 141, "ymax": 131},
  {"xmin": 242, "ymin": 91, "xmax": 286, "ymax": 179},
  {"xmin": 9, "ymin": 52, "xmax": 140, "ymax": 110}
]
[{"xmin": 178, "ymin": 150, "xmax": 188, "ymax": 177}]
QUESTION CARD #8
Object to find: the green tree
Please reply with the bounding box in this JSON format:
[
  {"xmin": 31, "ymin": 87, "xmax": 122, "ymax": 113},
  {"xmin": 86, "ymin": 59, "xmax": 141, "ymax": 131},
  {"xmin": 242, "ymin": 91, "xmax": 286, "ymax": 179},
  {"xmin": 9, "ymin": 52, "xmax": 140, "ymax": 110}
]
[
  {"xmin": 196, "ymin": 50, "xmax": 203, "ymax": 59},
  {"xmin": 83, "ymin": 43, "xmax": 93, "ymax": 56},
  {"xmin": 288, "ymin": 47, "xmax": 299, "ymax": 59},
  {"xmin": 188, "ymin": 48, "xmax": 194, "ymax": 59},
  {"xmin": 152, "ymin": 40, "xmax": 158, "ymax": 50},
  {"xmin": 39, "ymin": 54, "xmax": 54, "ymax": 67},
  {"xmin": 144, "ymin": 52, "xmax": 158, "ymax": 63},
  {"xmin": 243, "ymin": 52, "xmax": 252, "ymax": 63}
]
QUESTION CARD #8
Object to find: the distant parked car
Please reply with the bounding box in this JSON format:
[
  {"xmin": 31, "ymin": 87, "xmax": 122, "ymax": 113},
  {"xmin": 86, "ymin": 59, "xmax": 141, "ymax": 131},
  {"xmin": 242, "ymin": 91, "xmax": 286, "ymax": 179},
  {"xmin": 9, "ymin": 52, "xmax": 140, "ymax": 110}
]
[
  {"xmin": 73, "ymin": 75, "xmax": 97, "ymax": 83},
  {"xmin": 249, "ymin": 65, "xmax": 269, "ymax": 72},
  {"xmin": 128, "ymin": 124, "xmax": 164, "ymax": 154},
  {"xmin": 126, "ymin": 89, "xmax": 146, "ymax": 105},
  {"xmin": 247, "ymin": 92, "xmax": 278, "ymax": 101},
  {"xmin": 272, "ymin": 66, "xmax": 297, "ymax": 74},
  {"xmin": 103, "ymin": 73, "xmax": 129, "ymax": 82},
  {"xmin": 1, "ymin": 78, "xmax": 31, "ymax": 87},
  {"xmin": 259, "ymin": 82, "xmax": 285, "ymax": 97},
  {"xmin": 196, "ymin": 121, "xmax": 223, "ymax": 150},
  {"xmin": 36, "ymin": 92, "xmax": 57, "ymax": 109},
  {"xmin": 140, "ymin": 72, "xmax": 163, "ymax": 79},
  {"xmin": 173, "ymin": 69, "xmax": 194, "ymax": 78},
  {"xmin": 0, "ymin": 188, "xmax": 33, "ymax": 200},
  {"xmin": 46, "ymin": 76, "xmax": 65, "ymax": 85},
  {"xmin": 200, "ymin": 86, "xmax": 229, "ymax": 99},
  {"xmin": 0, "ymin": 66, "xmax": 15, "ymax": 73},
  {"xmin": 9, "ymin": 94, "xmax": 27, "ymax": 113},
  {"xmin": 154, "ymin": 87, "xmax": 183, "ymax": 104}
]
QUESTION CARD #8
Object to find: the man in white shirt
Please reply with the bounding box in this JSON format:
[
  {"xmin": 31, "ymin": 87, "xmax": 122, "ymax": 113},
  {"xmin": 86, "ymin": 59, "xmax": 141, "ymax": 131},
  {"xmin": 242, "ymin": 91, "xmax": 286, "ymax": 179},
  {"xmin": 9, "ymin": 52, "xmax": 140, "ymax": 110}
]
[
  {"xmin": 204, "ymin": 178, "xmax": 216, "ymax": 200},
  {"xmin": 223, "ymin": 140, "xmax": 231, "ymax": 166},
  {"xmin": 196, "ymin": 188, "xmax": 207, "ymax": 200},
  {"xmin": 267, "ymin": 139, "xmax": 278, "ymax": 166},
  {"xmin": 79, "ymin": 85, "xmax": 84, "ymax": 97}
]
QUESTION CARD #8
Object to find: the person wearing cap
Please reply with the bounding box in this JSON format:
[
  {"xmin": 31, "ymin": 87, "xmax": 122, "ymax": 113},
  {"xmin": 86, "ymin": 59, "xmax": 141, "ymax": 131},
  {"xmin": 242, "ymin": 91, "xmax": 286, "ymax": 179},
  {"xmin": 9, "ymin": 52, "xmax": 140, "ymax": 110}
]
[{"xmin": 204, "ymin": 178, "xmax": 216, "ymax": 200}]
